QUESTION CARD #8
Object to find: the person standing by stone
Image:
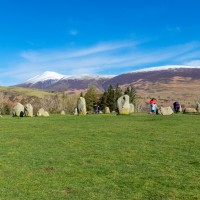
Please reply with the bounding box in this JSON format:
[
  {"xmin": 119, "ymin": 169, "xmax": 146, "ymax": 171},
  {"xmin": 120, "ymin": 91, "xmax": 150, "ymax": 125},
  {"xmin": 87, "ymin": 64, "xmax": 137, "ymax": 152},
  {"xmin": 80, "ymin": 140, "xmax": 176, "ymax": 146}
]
[
  {"xmin": 173, "ymin": 101, "xmax": 180, "ymax": 113},
  {"xmin": 150, "ymin": 98, "xmax": 156, "ymax": 115}
]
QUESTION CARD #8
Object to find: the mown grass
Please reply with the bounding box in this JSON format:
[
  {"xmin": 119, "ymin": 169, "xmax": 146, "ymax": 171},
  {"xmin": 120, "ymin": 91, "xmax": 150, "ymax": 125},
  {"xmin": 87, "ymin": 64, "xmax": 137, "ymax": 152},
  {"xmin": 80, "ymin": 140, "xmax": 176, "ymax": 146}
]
[{"xmin": 0, "ymin": 114, "xmax": 199, "ymax": 199}]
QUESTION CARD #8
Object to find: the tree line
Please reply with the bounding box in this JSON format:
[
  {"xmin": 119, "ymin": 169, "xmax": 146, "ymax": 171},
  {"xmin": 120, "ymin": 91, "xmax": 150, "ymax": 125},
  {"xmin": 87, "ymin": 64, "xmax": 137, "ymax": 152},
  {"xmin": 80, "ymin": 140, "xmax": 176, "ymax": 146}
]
[
  {"xmin": 84, "ymin": 84, "xmax": 137, "ymax": 112},
  {"xmin": 0, "ymin": 84, "xmax": 137, "ymax": 115}
]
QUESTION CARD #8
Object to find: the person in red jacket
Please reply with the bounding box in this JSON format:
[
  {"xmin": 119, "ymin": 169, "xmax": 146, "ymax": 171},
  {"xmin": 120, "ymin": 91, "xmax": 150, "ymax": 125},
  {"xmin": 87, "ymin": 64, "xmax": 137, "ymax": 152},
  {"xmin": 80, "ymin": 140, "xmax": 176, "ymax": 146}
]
[{"xmin": 150, "ymin": 98, "xmax": 156, "ymax": 115}]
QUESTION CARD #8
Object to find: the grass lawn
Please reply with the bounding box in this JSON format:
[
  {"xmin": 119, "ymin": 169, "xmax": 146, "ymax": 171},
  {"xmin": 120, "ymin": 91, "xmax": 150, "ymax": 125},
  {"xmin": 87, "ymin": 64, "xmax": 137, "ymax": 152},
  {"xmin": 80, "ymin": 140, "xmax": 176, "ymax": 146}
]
[{"xmin": 0, "ymin": 113, "xmax": 199, "ymax": 199}]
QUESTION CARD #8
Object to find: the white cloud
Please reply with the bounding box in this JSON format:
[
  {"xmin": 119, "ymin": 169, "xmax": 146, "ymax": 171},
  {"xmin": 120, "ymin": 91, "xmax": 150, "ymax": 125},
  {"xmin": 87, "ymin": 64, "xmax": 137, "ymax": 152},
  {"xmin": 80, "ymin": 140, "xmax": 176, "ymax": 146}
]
[{"xmin": 2, "ymin": 39, "xmax": 200, "ymax": 85}]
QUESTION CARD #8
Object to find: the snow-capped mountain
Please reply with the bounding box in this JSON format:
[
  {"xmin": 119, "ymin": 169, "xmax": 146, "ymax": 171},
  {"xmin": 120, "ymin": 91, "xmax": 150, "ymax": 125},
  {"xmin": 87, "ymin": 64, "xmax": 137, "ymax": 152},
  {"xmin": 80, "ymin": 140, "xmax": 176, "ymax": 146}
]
[
  {"xmin": 131, "ymin": 65, "xmax": 200, "ymax": 73},
  {"xmin": 102, "ymin": 65, "xmax": 200, "ymax": 89},
  {"xmin": 16, "ymin": 71, "xmax": 116, "ymax": 91},
  {"xmin": 15, "ymin": 65, "xmax": 200, "ymax": 93},
  {"xmin": 25, "ymin": 71, "xmax": 66, "ymax": 84}
]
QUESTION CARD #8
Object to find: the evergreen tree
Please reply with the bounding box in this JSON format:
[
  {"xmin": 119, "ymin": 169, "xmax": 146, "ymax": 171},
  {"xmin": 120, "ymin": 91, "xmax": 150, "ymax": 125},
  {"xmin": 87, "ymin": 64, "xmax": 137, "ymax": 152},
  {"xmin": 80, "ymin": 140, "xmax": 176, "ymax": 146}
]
[
  {"xmin": 84, "ymin": 86, "xmax": 98, "ymax": 112},
  {"xmin": 99, "ymin": 92, "xmax": 108, "ymax": 111},
  {"xmin": 114, "ymin": 83, "xmax": 123, "ymax": 101},
  {"xmin": 124, "ymin": 85, "xmax": 137, "ymax": 105},
  {"xmin": 106, "ymin": 84, "xmax": 115, "ymax": 111},
  {"xmin": 113, "ymin": 83, "xmax": 123, "ymax": 110}
]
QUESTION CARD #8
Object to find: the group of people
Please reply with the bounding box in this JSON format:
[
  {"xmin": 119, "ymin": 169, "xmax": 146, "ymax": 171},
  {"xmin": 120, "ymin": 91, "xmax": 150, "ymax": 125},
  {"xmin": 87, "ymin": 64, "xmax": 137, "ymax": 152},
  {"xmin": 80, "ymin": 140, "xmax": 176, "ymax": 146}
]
[{"xmin": 149, "ymin": 98, "xmax": 181, "ymax": 115}]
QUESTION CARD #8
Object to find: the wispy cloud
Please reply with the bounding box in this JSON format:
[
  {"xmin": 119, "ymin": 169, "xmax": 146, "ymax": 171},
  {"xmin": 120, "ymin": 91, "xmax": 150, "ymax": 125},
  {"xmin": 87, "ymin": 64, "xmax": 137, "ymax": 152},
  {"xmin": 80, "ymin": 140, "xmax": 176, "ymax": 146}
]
[
  {"xmin": 2, "ymin": 39, "xmax": 200, "ymax": 85},
  {"xmin": 185, "ymin": 60, "xmax": 200, "ymax": 66}
]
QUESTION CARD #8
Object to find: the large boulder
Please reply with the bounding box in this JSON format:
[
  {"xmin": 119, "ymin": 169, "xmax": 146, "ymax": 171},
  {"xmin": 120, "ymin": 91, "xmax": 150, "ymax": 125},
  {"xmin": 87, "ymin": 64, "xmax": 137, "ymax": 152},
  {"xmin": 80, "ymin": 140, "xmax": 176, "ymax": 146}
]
[
  {"xmin": 13, "ymin": 103, "xmax": 24, "ymax": 117},
  {"xmin": 24, "ymin": 103, "xmax": 33, "ymax": 117},
  {"xmin": 117, "ymin": 95, "xmax": 130, "ymax": 115},
  {"xmin": 77, "ymin": 97, "xmax": 87, "ymax": 115},
  {"xmin": 104, "ymin": 106, "xmax": 110, "ymax": 114},
  {"xmin": 129, "ymin": 103, "xmax": 134, "ymax": 113},
  {"xmin": 160, "ymin": 106, "xmax": 174, "ymax": 115}
]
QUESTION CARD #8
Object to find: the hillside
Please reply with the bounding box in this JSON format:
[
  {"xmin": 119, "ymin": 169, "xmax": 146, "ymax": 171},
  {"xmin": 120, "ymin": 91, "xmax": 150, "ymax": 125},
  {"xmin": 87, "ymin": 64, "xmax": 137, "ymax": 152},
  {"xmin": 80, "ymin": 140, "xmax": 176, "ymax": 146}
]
[{"xmin": 8, "ymin": 66, "xmax": 200, "ymax": 109}]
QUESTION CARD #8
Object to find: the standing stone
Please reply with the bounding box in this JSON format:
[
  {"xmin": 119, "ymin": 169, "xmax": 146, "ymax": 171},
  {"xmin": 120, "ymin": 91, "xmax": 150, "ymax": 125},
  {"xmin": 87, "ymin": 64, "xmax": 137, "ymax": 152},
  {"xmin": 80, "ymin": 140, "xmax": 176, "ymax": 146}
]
[
  {"xmin": 37, "ymin": 108, "xmax": 45, "ymax": 116},
  {"xmin": 104, "ymin": 106, "xmax": 110, "ymax": 114},
  {"xmin": 196, "ymin": 103, "xmax": 200, "ymax": 112},
  {"xmin": 129, "ymin": 103, "xmax": 134, "ymax": 113},
  {"xmin": 77, "ymin": 97, "xmax": 87, "ymax": 115},
  {"xmin": 61, "ymin": 110, "xmax": 65, "ymax": 115},
  {"xmin": 117, "ymin": 95, "xmax": 130, "ymax": 115},
  {"xmin": 24, "ymin": 103, "xmax": 33, "ymax": 117},
  {"xmin": 13, "ymin": 103, "xmax": 24, "ymax": 117},
  {"xmin": 160, "ymin": 106, "xmax": 174, "ymax": 115},
  {"xmin": 74, "ymin": 108, "xmax": 78, "ymax": 115},
  {"xmin": 43, "ymin": 111, "xmax": 49, "ymax": 117}
]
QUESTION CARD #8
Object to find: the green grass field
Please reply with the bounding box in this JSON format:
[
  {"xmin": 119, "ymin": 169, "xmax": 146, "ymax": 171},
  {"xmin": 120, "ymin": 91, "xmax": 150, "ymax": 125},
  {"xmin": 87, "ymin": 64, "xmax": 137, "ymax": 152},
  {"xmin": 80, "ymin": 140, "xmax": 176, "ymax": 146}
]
[{"xmin": 0, "ymin": 114, "xmax": 199, "ymax": 200}]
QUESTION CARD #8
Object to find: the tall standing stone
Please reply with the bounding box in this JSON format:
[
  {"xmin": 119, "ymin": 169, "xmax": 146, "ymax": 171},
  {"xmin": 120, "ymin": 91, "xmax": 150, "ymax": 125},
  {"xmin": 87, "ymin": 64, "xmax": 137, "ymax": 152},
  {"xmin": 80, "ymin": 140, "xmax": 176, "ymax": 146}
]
[
  {"xmin": 13, "ymin": 103, "xmax": 24, "ymax": 117},
  {"xmin": 24, "ymin": 103, "xmax": 33, "ymax": 117},
  {"xmin": 117, "ymin": 95, "xmax": 130, "ymax": 115},
  {"xmin": 77, "ymin": 97, "xmax": 87, "ymax": 115}
]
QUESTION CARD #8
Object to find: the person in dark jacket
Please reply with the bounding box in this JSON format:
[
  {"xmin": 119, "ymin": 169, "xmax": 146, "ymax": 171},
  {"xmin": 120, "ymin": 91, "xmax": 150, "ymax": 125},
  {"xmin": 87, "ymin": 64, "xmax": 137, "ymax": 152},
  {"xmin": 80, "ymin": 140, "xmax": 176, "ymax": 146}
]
[{"xmin": 173, "ymin": 102, "xmax": 180, "ymax": 113}]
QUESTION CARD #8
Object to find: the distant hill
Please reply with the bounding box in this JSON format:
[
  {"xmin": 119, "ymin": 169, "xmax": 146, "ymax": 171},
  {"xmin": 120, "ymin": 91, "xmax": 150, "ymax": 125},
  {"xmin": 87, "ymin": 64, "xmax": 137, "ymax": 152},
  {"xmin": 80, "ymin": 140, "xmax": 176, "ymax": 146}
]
[{"xmin": 13, "ymin": 66, "xmax": 200, "ymax": 107}]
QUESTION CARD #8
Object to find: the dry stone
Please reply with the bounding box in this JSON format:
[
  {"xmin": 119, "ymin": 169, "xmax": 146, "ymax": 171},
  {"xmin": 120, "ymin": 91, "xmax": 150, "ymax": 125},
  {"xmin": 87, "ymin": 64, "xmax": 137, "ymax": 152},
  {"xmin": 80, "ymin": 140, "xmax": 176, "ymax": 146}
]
[
  {"xmin": 24, "ymin": 103, "xmax": 33, "ymax": 117},
  {"xmin": 117, "ymin": 95, "xmax": 130, "ymax": 115},
  {"xmin": 77, "ymin": 97, "xmax": 87, "ymax": 115},
  {"xmin": 13, "ymin": 103, "xmax": 24, "ymax": 117}
]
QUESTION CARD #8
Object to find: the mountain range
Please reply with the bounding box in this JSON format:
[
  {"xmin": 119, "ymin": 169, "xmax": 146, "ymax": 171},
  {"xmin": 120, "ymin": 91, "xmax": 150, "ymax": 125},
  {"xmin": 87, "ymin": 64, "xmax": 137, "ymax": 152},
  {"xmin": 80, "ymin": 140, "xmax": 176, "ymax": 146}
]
[
  {"xmin": 9, "ymin": 65, "xmax": 200, "ymax": 106},
  {"xmin": 15, "ymin": 65, "xmax": 200, "ymax": 105}
]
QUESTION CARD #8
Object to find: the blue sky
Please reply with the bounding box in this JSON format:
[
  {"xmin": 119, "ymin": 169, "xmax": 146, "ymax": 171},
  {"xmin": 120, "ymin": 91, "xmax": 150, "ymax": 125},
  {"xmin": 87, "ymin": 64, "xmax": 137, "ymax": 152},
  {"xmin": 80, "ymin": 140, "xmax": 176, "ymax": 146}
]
[{"xmin": 0, "ymin": 0, "xmax": 200, "ymax": 85}]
